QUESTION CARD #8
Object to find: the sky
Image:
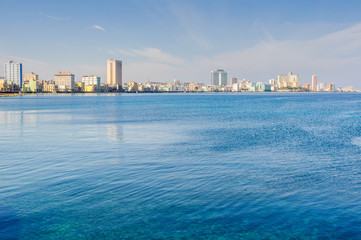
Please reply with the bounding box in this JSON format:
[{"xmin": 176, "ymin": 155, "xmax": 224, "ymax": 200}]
[{"xmin": 1, "ymin": 0, "xmax": 361, "ymax": 88}]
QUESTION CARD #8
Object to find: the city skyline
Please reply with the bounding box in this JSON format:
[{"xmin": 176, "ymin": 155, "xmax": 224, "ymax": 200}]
[
  {"xmin": 1, "ymin": 0, "xmax": 361, "ymax": 88},
  {"xmin": 1, "ymin": 59, "xmax": 358, "ymax": 93}
]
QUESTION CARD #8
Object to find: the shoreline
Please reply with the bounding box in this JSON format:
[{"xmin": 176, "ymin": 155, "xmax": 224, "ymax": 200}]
[
  {"xmin": 1, "ymin": 91, "xmax": 360, "ymax": 97},
  {"xmin": 0, "ymin": 93, "xmax": 20, "ymax": 97}
]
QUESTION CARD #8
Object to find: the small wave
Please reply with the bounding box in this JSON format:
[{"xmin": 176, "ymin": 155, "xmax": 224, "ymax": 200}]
[{"xmin": 351, "ymin": 137, "xmax": 361, "ymax": 147}]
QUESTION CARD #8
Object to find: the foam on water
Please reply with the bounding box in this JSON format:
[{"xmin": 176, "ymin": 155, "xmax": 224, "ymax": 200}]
[{"xmin": 351, "ymin": 137, "xmax": 361, "ymax": 147}]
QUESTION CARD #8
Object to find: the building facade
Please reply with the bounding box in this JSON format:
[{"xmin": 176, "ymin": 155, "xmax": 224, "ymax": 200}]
[
  {"xmin": 4, "ymin": 61, "xmax": 23, "ymax": 88},
  {"xmin": 311, "ymin": 75, "xmax": 317, "ymax": 91},
  {"xmin": 107, "ymin": 59, "xmax": 122, "ymax": 86},
  {"xmin": 277, "ymin": 72, "xmax": 300, "ymax": 88},
  {"xmin": 23, "ymin": 72, "xmax": 39, "ymax": 81},
  {"xmin": 43, "ymin": 81, "xmax": 57, "ymax": 93},
  {"xmin": 211, "ymin": 69, "xmax": 227, "ymax": 86},
  {"xmin": 82, "ymin": 75, "xmax": 101, "ymax": 92},
  {"xmin": 55, "ymin": 72, "xmax": 75, "ymax": 92},
  {"xmin": 230, "ymin": 77, "xmax": 237, "ymax": 85}
]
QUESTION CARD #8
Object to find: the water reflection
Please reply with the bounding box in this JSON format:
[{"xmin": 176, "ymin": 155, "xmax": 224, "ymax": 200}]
[
  {"xmin": 107, "ymin": 124, "xmax": 123, "ymax": 142},
  {"xmin": 0, "ymin": 111, "xmax": 39, "ymax": 136}
]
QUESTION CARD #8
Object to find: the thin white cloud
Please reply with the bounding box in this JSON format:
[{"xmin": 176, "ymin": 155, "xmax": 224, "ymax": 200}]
[
  {"xmin": 130, "ymin": 48, "xmax": 184, "ymax": 65},
  {"xmin": 109, "ymin": 47, "xmax": 184, "ymax": 65},
  {"xmin": 93, "ymin": 25, "xmax": 106, "ymax": 31},
  {"xmin": 39, "ymin": 12, "xmax": 71, "ymax": 21},
  {"xmin": 108, "ymin": 48, "xmax": 136, "ymax": 57}
]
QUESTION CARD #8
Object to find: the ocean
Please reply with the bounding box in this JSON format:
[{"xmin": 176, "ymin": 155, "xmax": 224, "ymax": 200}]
[{"xmin": 1, "ymin": 93, "xmax": 361, "ymax": 239}]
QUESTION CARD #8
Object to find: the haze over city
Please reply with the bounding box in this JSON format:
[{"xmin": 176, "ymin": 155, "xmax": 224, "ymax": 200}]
[{"xmin": 1, "ymin": 0, "xmax": 361, "ymax": 88}]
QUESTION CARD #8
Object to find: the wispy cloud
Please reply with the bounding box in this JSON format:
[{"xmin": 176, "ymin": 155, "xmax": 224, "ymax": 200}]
[
  {"xmin": 131, "ymin": 48, "xmax": 184, "ymax": 65},
  {"xmin": 39, "ymin": 12, "xmax": 71, "ymax": 21},
  {"xmin": 92, "ymin": 25, "xmax": 106, "ymax": 31},
  {"xmin": 109, "ymin": 47, "xmax": 184, "ymax": 65}
]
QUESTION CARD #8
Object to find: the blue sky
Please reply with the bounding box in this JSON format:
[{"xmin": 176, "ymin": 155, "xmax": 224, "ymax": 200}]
[{"xmin": 1, "ymin": 0, "xmax": 361, "ymax": 88}]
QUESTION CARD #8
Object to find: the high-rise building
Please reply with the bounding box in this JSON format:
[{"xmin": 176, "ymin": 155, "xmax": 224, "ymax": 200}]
[
  {"xmin": 328, "ymin": 83, "xmax": 334, "ymax": 92},
  {"xmin": 55, "ymin": 72, "xmax": 75, "ymax": 92},
  {"xmin": 311, "ymin": 75, "xmax": 317, "ymax": 91},
  {"xmin": 230, "ymin": 77, "xmax": 237, "ymax": 85},
  {"xmin": 107, "ymin": 59, "xmax": 122, "ymax": 86},
  {"xmin": 4, "ymin": 61, "xmax": 23, "ymax": 88},
  {"xmin": 211, "ymin": 69, "xmax": 227, "ymax": 86},
  {"xmin": 318, "ymin": 82, "xmax": 326, "ymax": 92}
]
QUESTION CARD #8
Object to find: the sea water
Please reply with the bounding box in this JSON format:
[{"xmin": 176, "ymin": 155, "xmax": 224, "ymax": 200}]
[{"xmin": 1, "ymin": 93, "xmax": 361, "ymax": 239}]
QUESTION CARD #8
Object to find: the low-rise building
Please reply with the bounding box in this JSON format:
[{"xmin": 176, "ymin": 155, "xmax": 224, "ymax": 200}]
[
  {"xmin": 278, "ymin": 72, "xmax": 300, "ymax": 89},
  {"xmin": 188, "ymin": 82, "xmax": 196, "ymax": 91},
  {"xmin": 23, "ymin": 72, "xmax": 39, "ymax": 81},
  {"xmin": 82, "ymin": 75, "xmax": 101, "ymax": 92},
  {"xmin": 22, "ymin": 79, "xmax": 42, "ymax": 92},
  {"xmin": 55, "ymin": 72, "xmax": 75, "ymax": 92},
  {"xmin": 43, "ymin": 81, "xmax": 57, "ymax": 93}
]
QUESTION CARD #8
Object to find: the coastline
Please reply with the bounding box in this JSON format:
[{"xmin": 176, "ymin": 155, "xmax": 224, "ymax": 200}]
[
  {"xmin": 0, "ymin": 93, "xmax": 20, "ymax": 97},
  {"xmin": 1, "ymin": 91, "xmax": 360, "ymax": 98}
]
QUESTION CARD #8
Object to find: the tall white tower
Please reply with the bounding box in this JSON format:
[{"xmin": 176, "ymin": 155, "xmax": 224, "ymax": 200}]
[
  {"xmin": 4, "ymin": 61, "xmax": 23, "ymax": 87},
  {"xmin": 107, "ymin": 59, "xmax": 122, "ymax": 86}
]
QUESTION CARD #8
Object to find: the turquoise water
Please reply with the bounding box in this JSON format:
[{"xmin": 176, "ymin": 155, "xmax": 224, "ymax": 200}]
[{"xmin": 1, "ymin": 93, "xmax": 361, "ymax": 239}]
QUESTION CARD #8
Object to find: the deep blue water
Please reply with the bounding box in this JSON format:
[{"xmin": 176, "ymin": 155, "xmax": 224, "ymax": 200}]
[{"xmin": 1, "ymin": 93, "xmax": 361, "ymax": 239}]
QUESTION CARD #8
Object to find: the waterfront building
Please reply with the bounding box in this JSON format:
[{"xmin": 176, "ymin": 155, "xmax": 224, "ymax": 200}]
[
  {"xmin": 0, "ymin": 78, "xmax": 10, "ymax": 92},
  {"xmin": 82, "ymin": 75, "xmax": 101, "ymax": 92},
  {"xmin": 84, "ymin": 85, "xmax": 95, "ymax": 92},
  {"xmin": 256, "ymin": 82, "xmax": 271, "ymax": 92},
  {"xmin": 4, "ymin": 61, "xmax": 23, "ymax": 88},
  {"xmin": 23, "ymin": 72, "xmax": 39, "ymax": 81},
  {"xmin": 328, "ymin": 83, "xmax": 334, "ymax": 92},
  {"xmin": 55, "ymin": 72, "xmax": 75, "ymax": 92},
  {"xmin": 22, "ymin": 72, "xmax": 41, "ymax": 92},
  {"xmin": 107, "ymin": 59, "xmax": 122, "ymax": 87},
  {"xmin": 311, "ymin": 75, "xmax": 317, "ymax": 91},
  {"xmin": 22, "ymin": 79, "xmax": 42, "ymax": 92},
  {"xmin": 231, "ymin": 77, "xmax": 237, "ymax": 85},
  {"xmin": 211, "ymin": 69, "xmax": 227, "ymax": 86},
  {"xmin": 240, "ymin": 79, "xmax": 252, "ymax": 91},
  {"xmin": 248, "ymin": 83, "xmax": 256, "ymax": 92},
  {"xmin": 189, "ymin": 82, "xmax": 196, "ymax": 91},
  {"xmin": 303, "ymin": 83, "xmax": 311, "ymax": 90},
  {"xmin": 318, "ymin": 82, "xmax": 326, "ymax": 92},
  {"xmin": 43, "ymin": 81, "xmax": 57, "ymax": 93},
  {"xmin": 232, "ymin": 83, "xmax": 240, "ymax": 92},
  {"xmin": 128, "ymin": 81, "xmax": 138, "ymax": 92},
  {"xmin": 277, "ymin": 72, "xmax": 300, "ymax": 88},
  {"xmin": 75, "ymin": 82, "xmax": 84, "ymax": 92},
  {"xmin": 343, "ymin": 86, "xmax": 354, "ymax": 92}
]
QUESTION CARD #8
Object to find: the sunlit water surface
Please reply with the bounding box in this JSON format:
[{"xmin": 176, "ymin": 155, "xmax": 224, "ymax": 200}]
[{"xmin": 1, "ymin": 93, "xmax": 361, "ymax": 239}]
